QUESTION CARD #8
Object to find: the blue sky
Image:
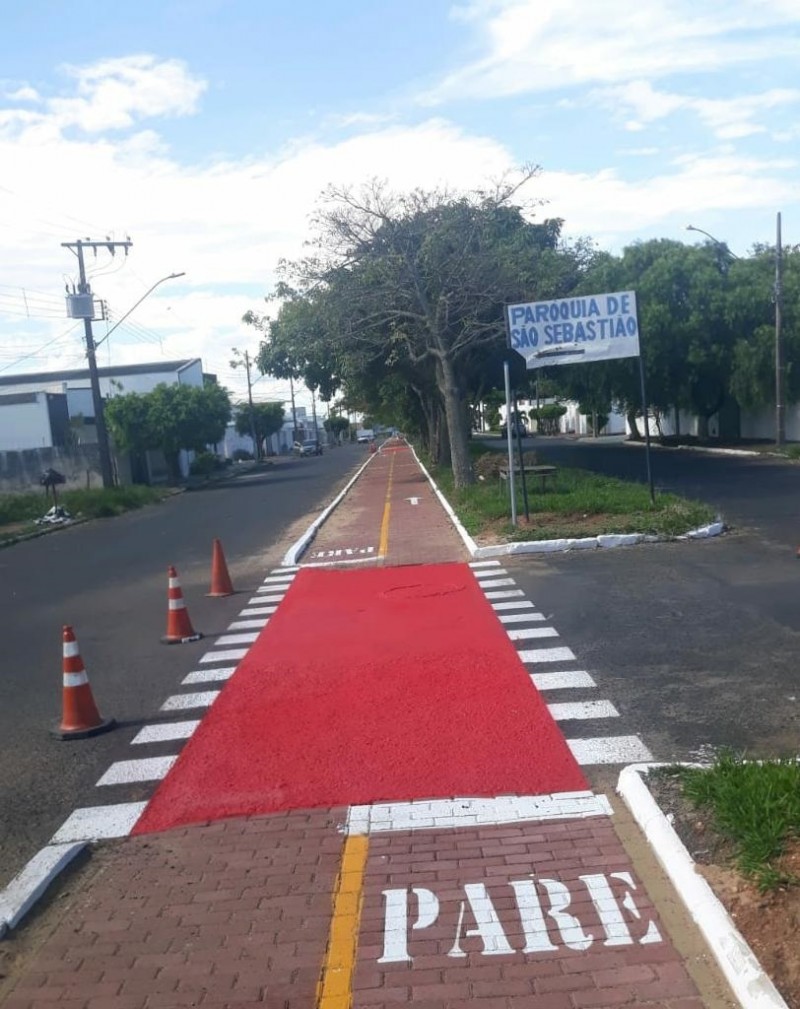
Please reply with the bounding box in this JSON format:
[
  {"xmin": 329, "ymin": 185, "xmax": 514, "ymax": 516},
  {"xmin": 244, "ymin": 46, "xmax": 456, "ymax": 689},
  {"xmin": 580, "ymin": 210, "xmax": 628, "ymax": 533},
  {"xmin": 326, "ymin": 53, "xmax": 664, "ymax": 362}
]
[{"xmin": 1, "ymin": 0, "xmax": 798, "ymax": 406}]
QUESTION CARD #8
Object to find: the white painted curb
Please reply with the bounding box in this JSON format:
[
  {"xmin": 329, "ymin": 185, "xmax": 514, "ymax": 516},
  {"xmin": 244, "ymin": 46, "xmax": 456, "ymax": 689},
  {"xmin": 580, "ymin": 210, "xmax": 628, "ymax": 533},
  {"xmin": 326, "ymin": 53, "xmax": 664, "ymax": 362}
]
[
  {"xmin": 282, "ymin": 450, "xmax": 378, "ymax": 566},
  {"xmin": 409, "ymin": 444, "xmax": 479, "ymax": 556},
  {"xmin": 470, "ymin": 519, "xmax": 724, "ymax": 559},
  {"xmin": 617, "ymin": 764, "xmax": 788, "ymax": 1009},
  {"xmin": 0, "ymin": 842, "xmax": 86, "ymax": 935}
]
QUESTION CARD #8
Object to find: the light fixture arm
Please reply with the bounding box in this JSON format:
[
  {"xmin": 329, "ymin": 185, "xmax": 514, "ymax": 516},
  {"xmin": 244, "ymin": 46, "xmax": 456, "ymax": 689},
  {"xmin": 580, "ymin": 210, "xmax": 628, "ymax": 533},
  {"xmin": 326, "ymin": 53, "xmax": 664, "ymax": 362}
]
[
  {"xmin": 95, "ymin": 272, "xmax": 186, "ymax": 348},
  {"xmin": 685, "ymin": 225, "xmax": 739, "ymax": 259}
]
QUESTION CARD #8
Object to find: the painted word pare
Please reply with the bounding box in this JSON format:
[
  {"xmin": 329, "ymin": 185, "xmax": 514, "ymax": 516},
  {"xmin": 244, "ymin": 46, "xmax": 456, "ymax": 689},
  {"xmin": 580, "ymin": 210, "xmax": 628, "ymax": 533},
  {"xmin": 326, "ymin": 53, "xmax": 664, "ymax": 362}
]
[{"xmin": 378, "ymin": 871, "xmax": 662, "ymax": 963}]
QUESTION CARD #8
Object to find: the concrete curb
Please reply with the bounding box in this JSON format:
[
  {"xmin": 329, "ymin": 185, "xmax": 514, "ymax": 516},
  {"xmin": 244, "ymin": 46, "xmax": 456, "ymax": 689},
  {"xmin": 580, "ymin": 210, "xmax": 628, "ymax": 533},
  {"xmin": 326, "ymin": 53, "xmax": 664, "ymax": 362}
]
[
  {"xmin": 282, "ymin": 450, "xmax": 377, "ymax": 566},
  {"xmin": 469, "ymin": 520, "xmax": 725, "ymax": 558},
  {"xmin": 617, "ymin": 764, "xmax": 788, "ymax": 1009},
  {"xmin": 0, "ymin": 842, "xmax": 87, "ymax": 936}
]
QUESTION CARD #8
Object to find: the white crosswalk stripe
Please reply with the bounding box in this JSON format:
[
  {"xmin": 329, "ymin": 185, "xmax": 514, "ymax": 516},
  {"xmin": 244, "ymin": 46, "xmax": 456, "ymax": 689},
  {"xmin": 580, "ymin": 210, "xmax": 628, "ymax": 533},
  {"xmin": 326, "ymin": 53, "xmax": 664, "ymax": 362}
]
[
  {"xmin": 499, "ymin": 612, "xmax": 546, "ymax": 624},
  {"xmin": 508, "ymin": 626, "xmax": 559, "ymax": 641},
  {"xmin": 518, "ymin": 646, "xmax": 577, "ymax": 663},
  {"xmin": 567, "ymin": 736, "xmax": 654, "ymax": 764},
  {"xmin": 548, "ymin": 700, "xmax": 619, "ymax": 721},
  {"xmin": 531, "ymin": 670, "xmax": 596, "ymax": 690}
]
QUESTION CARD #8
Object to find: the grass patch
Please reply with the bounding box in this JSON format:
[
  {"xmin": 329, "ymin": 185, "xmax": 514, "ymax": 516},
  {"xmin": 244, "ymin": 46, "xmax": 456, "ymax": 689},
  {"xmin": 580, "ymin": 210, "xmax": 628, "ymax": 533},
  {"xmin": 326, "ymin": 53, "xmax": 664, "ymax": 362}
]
[
  {"xmin": 0, "ymin": 485, "xmax": 168, "ymax": 538},
  {"xmin": 431, "ymin": 442, "xmax": 715, "ymax": 541},
  {"xmin": 672, "ymin": 753, "xmax": 800, "ymax": 890}
]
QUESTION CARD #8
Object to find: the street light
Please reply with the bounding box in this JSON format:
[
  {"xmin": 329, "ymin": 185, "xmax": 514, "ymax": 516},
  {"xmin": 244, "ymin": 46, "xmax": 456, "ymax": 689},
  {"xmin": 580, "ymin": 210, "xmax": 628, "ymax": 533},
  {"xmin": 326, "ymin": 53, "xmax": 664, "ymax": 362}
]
[
  {"xmin": 95, "ymin": 272, "xmax": 186, "ymax": 348},
  {"xmin": 684, "ymin": 224, "xmax": 740, "ymax": 259},
  {"xmin": 686, "ymin": 220, "xmax": 785, "ymax": 446}
]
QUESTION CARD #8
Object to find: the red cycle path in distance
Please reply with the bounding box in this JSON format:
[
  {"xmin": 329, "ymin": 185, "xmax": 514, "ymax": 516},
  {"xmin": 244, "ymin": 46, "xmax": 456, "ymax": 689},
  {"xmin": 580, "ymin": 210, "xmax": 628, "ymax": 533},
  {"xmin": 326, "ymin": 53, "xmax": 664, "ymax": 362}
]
[{"xmin": 134, "ymin": 563, "xmax": 586, "ymax": 833}]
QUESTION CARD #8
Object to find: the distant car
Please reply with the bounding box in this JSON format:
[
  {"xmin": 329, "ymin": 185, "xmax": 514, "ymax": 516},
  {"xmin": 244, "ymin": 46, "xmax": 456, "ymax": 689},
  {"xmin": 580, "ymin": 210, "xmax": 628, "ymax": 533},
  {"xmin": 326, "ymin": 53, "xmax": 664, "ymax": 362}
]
[
  {"xmin": 356, "ymin": 429, "xmax": 375, "ymax": 444},
  {"xmin": 499, "ymin": 420, "xmax": 528, "ymax": 438},
  {"xmin": 293, "ymin": 439, "xmax": 323, "ymax": 457}
]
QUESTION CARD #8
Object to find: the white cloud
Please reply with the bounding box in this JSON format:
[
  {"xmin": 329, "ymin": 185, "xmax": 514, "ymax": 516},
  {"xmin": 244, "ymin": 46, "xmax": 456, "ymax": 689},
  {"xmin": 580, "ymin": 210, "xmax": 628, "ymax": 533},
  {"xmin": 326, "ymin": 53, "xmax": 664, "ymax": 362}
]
[
  {"xmin": 0, "ymin": 59, "xmax": 515, "ymax": 398},
  {"xmin": 1, "ymin": 49, "xmax": 796, "ymax": 404},
  {"xmin": 1, "ymin": 56, "xmax": 206, "ymax": 136},
  {"xmin": 597, "ymin": 80, "xmax": 800, "ymax": 139},
  {"xmin": 423, "ymin": 0, "xmax": 800, "ymax": 103},
  {"xmin": 3, "ymin": 85, "xmax": 40, "ymax": 102},
  {"xmin": 540, "ymin": 152, "xmax": 797, "ymax": 248}
]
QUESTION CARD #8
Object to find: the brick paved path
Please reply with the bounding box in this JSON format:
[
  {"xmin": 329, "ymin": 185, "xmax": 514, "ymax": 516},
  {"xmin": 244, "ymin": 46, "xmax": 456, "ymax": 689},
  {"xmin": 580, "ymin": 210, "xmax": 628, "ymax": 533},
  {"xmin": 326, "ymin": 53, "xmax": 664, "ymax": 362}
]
[
  {"xmin": 0, "ymin": 439, "xmax": 732, "ymax": 1009},
  {"xmin": 304, "ymin": 443, "xmax": 467, "ymax": 567}
]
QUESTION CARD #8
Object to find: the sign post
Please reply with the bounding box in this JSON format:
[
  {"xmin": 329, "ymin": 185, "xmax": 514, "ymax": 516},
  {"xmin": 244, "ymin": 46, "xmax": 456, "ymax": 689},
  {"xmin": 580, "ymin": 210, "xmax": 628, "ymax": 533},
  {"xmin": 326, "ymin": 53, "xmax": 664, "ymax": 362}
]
[
  {"xmin": 503, "ymin": 359, "xmax": 517, "ymax": 526},
  {"xmin": 505, "ymin": 290, "xmax": 654, "ymax": 503}
]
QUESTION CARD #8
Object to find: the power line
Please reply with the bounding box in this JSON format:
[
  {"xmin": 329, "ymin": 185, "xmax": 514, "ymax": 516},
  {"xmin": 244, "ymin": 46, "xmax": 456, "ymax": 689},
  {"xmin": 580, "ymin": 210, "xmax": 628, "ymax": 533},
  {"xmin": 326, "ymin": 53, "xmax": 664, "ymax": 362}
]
[{"xmin": 0, "ymin": 323, "xmax": 82, "ymax": 374}]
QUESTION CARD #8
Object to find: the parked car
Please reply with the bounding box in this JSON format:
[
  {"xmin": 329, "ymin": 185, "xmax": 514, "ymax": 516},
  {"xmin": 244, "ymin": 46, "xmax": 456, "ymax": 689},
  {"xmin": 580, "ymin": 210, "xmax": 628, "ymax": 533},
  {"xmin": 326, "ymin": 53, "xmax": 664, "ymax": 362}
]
[
  {"xmin": 499, "ymin": 420, "xmax": 528, "ymax": 438},
  {"xmin": 293, "ymin": 439, "xmax": 323, "ymax": 457}
]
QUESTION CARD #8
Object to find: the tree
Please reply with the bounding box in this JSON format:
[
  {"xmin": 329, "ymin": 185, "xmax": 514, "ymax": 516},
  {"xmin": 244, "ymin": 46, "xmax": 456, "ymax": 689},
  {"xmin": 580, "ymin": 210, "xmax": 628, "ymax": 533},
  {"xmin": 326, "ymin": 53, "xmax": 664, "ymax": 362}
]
[
  {"xmin": 234, "ymin": 401, "xmax": 285, "ymax": 454},
  {"xmin": 565, "ymin": 239, "xmax": 744, "ymax": 438},
  {"xmin": 251, "ymin": 171, "xmax": 589, "ymax": 487},
  {"xmin": 324, "ymin": 414, "xmax": 350, "ymax": 442},
  {"xmin": 106, "ymin": 380, "xmax": 231, "ymax": 481}
]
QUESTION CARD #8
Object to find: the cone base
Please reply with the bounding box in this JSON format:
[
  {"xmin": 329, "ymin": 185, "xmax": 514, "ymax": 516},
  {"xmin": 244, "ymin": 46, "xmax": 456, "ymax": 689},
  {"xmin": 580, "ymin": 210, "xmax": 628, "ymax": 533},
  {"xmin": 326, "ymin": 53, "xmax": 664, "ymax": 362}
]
[
  {"xmin": 51, "ymin": 717, "xmax": 116, "ymax": 741},
  {"xmin": 206, "ymin": 590, "xmax": 234, "ymax": 598},
  {"xmin": 161, "ymin": 632, "xmax": 204, "ymax": 645}
]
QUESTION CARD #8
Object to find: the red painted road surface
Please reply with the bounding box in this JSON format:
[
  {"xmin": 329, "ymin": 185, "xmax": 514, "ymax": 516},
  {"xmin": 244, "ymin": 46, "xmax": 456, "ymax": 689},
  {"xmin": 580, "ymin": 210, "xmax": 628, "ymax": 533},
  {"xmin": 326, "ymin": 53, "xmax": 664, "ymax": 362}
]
[{"xmin": 134, "ymin": 563, "xmax": 587, "ymax": 833}]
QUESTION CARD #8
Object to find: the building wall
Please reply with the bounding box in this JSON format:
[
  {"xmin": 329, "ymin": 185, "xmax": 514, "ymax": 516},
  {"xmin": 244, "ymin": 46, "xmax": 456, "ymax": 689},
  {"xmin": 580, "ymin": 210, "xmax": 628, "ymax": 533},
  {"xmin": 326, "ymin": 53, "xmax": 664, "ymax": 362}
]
[
  {"xmin": 0, "ymin": 445, "xmax": 102, "ymax": 493},
  {"xmin": 0, "ymin": 393, "xmax": 54, "ymax": 451}
]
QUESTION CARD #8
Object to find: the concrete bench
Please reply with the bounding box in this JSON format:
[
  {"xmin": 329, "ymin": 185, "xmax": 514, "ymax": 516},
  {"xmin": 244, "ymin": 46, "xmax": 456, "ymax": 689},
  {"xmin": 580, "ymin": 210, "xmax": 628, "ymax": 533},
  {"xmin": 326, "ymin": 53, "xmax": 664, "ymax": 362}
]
[{"xmin": 499, "ymin": 464, "xmax": 557, "ymax": 494}]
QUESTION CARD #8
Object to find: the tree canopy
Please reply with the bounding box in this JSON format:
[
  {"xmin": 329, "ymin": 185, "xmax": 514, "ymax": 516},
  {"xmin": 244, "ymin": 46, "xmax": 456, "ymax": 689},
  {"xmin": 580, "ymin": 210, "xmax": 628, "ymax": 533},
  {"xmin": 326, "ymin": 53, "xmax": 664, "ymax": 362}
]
[
  {"xmin": 242, "ymin": 172, "xmax": 799, "ymax": 466},
  {"xmin": 246, "ymin": 171, "xmax": 596, "ymax": 486},
  {"xmin": 106, "ymin": 380, "xmax": 231, "ymax": 480},
  {"xmin": 234, "ymin": 401, "xmax": 285, "ymax": 451}
]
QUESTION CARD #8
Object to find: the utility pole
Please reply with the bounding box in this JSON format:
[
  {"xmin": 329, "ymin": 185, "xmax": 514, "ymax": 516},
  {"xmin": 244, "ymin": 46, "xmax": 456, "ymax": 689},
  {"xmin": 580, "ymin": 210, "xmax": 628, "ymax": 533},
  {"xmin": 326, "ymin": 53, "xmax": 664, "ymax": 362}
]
[
  {"xmin": 230, "ymin": 348, "xmax": 261, "ymax": 459},
  {"xmin": 62, "ymin": 238, "xmax": 132, "ymax": 488},
  {"xmin": 245, "ymin": 351, "xmax": 260, "ymax": 459},
  {"xmin": 311, "ymin": 388, "xmax": 318, "ymax": 439},
  {"xmin": 775, "ymin": 211, "xmax": 785, "ymax": 447},
  {"xmin": 289, "ymin": 375, "xmax": 299, "ymax": 441}
]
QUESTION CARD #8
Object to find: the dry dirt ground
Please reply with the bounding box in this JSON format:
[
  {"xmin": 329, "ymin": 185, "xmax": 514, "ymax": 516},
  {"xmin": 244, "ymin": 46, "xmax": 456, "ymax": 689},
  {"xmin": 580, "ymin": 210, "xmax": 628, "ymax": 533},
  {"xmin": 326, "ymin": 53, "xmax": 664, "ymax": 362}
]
[{"xmin": 649, "ymin": 772, "xmax": 800, "ymax": 1009}]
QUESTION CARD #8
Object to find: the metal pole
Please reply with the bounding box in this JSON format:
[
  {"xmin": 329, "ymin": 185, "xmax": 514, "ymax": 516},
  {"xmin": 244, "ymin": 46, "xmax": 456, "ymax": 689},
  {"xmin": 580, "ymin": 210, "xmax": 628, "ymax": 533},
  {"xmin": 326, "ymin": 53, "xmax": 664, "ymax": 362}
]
[
  {"xmin": 637, "ymin": 350, "xmax": 656, "ymax": 505},
  {"xmin": 504, "ymin": 360, "xmax": 517, "ymax": 525},
  {"xmin": 514, "ymin": 395, "xmax": 530, "ymax": 521},
  {"xmin": 775, "ymin": 211, "xmax": 784, "ymax": 447}
]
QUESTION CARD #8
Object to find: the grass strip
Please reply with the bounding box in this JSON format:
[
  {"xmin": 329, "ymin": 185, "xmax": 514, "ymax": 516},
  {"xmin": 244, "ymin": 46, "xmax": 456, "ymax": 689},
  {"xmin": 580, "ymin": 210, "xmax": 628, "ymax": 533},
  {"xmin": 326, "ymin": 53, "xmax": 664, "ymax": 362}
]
[
  {"xmin": 431, "ymin": 443, "xmax": 715, "ymax": 541},
  {"xmin": 0, "ymin": 485, "xmax": 168, "ymax": 535},
  {"xmin": 673, "ymin": 753, "xmax": 800, "ymax": 890}
]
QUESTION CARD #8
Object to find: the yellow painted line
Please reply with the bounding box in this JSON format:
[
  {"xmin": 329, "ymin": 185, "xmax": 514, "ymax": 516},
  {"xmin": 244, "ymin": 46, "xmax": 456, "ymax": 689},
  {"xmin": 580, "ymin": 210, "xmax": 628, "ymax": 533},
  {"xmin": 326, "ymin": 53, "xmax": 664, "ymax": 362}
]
[
  {"xmin": 317, "ymin": 834, "xmax": 369, "ymax": 1009},
  {"xmin": 377, "ymin": 452, "xmax": 396, "ymax": 560}
]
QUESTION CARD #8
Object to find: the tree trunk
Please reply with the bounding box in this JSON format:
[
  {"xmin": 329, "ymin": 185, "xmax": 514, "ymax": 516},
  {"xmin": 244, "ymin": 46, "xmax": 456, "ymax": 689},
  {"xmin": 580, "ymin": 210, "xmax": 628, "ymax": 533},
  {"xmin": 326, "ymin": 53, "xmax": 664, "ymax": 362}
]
[
  {"xmin": 627, "ymin": 409, "xmax": 641, "ymax": 441},
  {"xmin": 674, "ymin": 406, "xmax": 681, "ymax": 439},
  {"xmin": 436, "ymin": 406, "xmax": 451, "ymax": 468},
  {"xmin": 697, "ymin": 414, "xmax": 709, "ymax": 440},
  {"xmin": 439, "ymin": 352, "xmax": 473, "ymax": 487}
]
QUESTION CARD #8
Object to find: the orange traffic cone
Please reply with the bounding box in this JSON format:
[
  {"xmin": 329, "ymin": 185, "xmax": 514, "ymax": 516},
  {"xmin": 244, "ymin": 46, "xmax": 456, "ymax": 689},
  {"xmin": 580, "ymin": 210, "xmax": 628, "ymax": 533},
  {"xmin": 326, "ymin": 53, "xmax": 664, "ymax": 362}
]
[
  {"xmin": 162, "ymin": 565, "xmax": 202, "ymax": 644},
  {"xmin": 52, "ymin": 626, "xmax": 115, "ymax": 739},
  {"xmin": 207, "ymin": 538, "xmax": 234, "ymax": 597}
]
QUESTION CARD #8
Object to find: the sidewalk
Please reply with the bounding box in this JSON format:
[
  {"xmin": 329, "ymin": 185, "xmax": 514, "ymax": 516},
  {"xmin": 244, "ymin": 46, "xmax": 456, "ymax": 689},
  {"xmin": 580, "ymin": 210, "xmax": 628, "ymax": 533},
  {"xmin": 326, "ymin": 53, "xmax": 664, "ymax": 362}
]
[{"xmin": 0, "ymin": 440, "xmax": 736, "ymax": 1009}]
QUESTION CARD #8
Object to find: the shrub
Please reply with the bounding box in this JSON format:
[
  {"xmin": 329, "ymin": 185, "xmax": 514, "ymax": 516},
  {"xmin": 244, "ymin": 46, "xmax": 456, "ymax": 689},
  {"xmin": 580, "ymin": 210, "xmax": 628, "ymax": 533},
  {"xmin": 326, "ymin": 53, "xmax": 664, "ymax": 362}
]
[
  {"xmin": 232, "ymin": 449, "xmax": 255, "ymax": 462},
  {"xmin": 189, "ymin": 451, "xmax": 224, "ymax": 477}
]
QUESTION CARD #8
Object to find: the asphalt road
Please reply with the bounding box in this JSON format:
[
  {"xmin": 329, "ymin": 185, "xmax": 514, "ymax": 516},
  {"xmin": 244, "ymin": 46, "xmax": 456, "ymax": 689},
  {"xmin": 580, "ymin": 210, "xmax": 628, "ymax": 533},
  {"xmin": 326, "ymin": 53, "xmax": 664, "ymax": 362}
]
[
  {"xmin": 502, "ymin": 436, "xmax": 800, "ymax": 764},
  {"xmin": 0, "ymin": 445, "xmax": 365, "ymax": 884}
]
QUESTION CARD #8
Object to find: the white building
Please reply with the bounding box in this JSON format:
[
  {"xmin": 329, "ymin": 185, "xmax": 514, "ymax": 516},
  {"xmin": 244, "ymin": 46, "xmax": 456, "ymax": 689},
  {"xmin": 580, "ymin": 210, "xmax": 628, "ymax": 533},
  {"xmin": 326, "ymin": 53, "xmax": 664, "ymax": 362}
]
[{"xmin": 0, "ymin": 359, "xmax": 208, "ymax": 485}]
